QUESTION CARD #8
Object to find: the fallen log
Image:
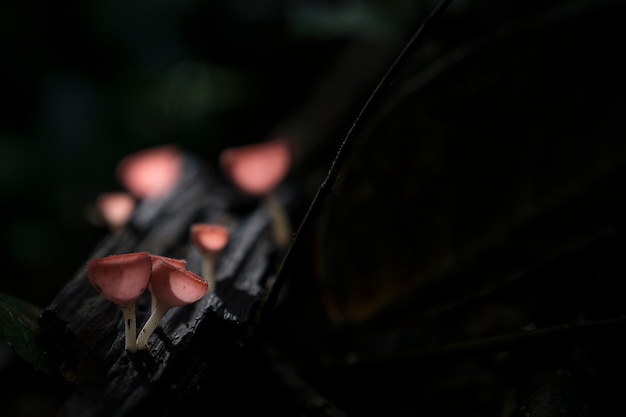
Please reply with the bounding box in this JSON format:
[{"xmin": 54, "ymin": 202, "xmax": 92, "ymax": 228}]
[{"xmin": 40, "ymin": 152, "xmax": 296, "ymax": 417}]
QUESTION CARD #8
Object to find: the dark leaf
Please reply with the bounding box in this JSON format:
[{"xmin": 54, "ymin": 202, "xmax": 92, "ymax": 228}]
[{"xmin": 0, "ymin": 291, "xmax": 63, "ymax": 378}]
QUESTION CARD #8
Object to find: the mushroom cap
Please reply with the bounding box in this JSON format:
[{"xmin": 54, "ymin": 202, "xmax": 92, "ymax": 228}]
[
  {"xmin": 148, "ymin": 255, "xmax": 188, "ymax": 292},
  {"xmin": 116, "ymin": 144, "xmax": 184, "ymax": 200},
  {"xmin": 86, "ymin": 252, "xmax": 152, "ymax": 305},
  {"xmin": 150, "ymin": 258, "xmax": 209, "ymax": 308},
  {"xmin": 190, "ymin": 224, "xmax": 230, "ymax": 254},
  {"xmin": 219, "ymin": 137, "xmax": 291, "ymax": 196},
  {"xmin": 150, "ymin": 254, "xmax": 187, "ymax": 270},
  {"xmin": 96, "ymin": 191, "xmax": 136, "ymax": 230}
]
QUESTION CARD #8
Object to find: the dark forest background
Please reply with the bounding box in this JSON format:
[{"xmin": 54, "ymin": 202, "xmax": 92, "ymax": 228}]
[{"xmin": 2, "ymin": 0, "xmax": 626, "ymax": 416}]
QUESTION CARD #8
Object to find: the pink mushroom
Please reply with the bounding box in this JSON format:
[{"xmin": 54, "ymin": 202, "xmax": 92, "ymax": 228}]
[
  {"xmin": 86, "ymin": 252, "xmax": 153, "ymax": 352},
  {"xmin": 190, "ymin": 223, "xmax": 230, "ymax": 284},
  {"xmin": 135, "ymin": 257, "xmax": 209, "ymax": 350},
  {"xmin": 116, "ymin": 144, "xmax": 184, "ymax": 200},
  {"xmin": 148, "ymin": 255, "xmax": 187, "ymax": 317},
  {"xmin": 219, "ymin": 138, "xmax": 291, "ymax": 197},
  {"xmin": 150, "ymin": 254, "xmax": 187, "ymax": 269},
  {"xmin": 220, "ymin": 138, "xmax": 292, "ymax": 248},
  {"xmin": 95, "ymin": 191, "xmax": 136, "ymax": 232}
]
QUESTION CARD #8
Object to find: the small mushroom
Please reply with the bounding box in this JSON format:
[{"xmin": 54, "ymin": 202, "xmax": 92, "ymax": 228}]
[
  {"xmin": 190, "ymin": 223, "xmax": 229, "ymax": 284},
  {"xmin": 219, "ymin": 138, "xmax": 292, "ymax": 248},
  {"xmin": 86, "ymin": 252, "xmax": 153, "ymax": 352},
  {"xmin": 95, "ymin": 191, "xmax": 136, "ymax": 232},
  {"xmin": 135, "ymin": 257, "xmax": 209, "ymax": 350},
  {"xmin": 148, "ymin": 255, "xmax": 187, "ymax": 317},
  {"xmin": 116, "ymin": 144, "xmax": 184, "ymax": 200},
  {"xmin": 150, "ymin": 254, "xmax": 187, "ymax": 270}
]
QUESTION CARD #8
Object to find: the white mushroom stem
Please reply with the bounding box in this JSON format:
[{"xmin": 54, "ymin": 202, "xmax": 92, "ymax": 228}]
[
  {"xmin": 135, "ymin": 303, "xmax": 169, "ymax": 350},
  {"xmin": 201, "ymin": 254, "xmax": 216, "ymax": 285},
  {"xmin": 150, "ymin": 291, "xmax": 157, "ymax": 315},
  {"xmin": 263, "ymin": 192, "xmax": 291, "ymax": 249},
  {"xmin": 120, "ymin": 303, "xmax": 138, "ymax": 353}
]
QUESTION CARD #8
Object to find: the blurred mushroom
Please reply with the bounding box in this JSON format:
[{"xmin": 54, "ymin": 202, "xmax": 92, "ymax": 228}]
[
  {"xmin": 220, "ymin": 138, "xmax": 292, "ymax": 248},
  {"xmin": 116, "ymin": 144, "xmax": 184, "ymax": 200},
  {"xmin": 95, "ymin": 191, "xmax": 136, "ymax": 232},
  {"xmin": 190, "ymin": 223, "xmax": 229, "ymax": 284}
]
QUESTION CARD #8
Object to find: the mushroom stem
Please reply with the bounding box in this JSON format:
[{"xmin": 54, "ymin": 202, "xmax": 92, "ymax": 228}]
[
  {"xmin": 150, "ymin": 292, "xmax": 157, "ymax": 315},
  {"xmin": 120, "ymin": 304, "xmax": 138, "ymax": 352},
  {"xmin": 135, "ymin": 304, "xmax": 169, "ymax": 350},
  {"xmin": 263, "ymin": 192, "xmax": 291, "ymax": 249},
  {"xmin": 201, "ymin": 255, "xmax": 216, "ymax": 285}
]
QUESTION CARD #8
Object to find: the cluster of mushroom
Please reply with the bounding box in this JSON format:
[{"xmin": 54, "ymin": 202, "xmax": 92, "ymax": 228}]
[
  {"xmin": 86, "ymin": 142, "xmax": 290, "ymax": 352},
  {"xmin": 86, "ymin": 251, "xmax": 210, "ymax": 352},
  {"xmin": 93, "ymin": 144, "xmax": 184, "ymax": 232},
  {"xmin": 94, "ymin": 143, "xmax": 292, "ymax": 249},
  {"xmin": 86, "ymin": 220, "xmax": 231, "ymax": 352}
]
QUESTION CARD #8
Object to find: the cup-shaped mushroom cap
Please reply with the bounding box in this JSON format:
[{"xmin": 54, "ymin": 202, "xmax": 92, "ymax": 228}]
[
  {"xmin": 86, "ymin": 252, "xmax": 152, "ymax": 305},
  {"xmin": 148, "ymin": 255, "xmax": 188, "ymax": 293},
  {"xmin": 190, "ymin": 224, "xmax": 230, "ymax": 255},
  {"xmin": 96, "ymin": 191, "xmax": 136, "ymax": 230},
  {"xmin": 116, "ymin": 144, "xmax": 184, "ymax": 200},
  {"xmin": 219, "ymin": 138, "xmax": 291, "ymax": 196},
  {"xmin": 150, "ymin": 254, "xmax": 187, "ymax": 270},
  {"xmin": 150, "ymin": 258, "xmax": 209, "ymax": 308}
]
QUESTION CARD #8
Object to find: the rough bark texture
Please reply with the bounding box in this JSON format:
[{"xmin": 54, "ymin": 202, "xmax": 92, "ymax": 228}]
[{"xmin": 39, "ymin": 153, "xmax": 295, "ymax": 417}]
